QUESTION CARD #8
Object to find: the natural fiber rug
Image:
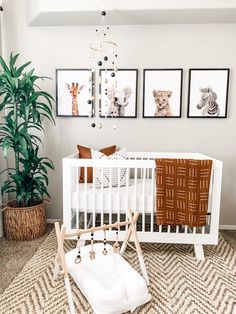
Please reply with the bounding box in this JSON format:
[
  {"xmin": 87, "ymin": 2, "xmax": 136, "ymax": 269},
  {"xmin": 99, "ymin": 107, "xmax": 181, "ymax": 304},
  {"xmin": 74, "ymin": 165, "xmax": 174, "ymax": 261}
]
[{"xmin": 0, "ymin": 230, "xmax": 235, "ymax": 314}]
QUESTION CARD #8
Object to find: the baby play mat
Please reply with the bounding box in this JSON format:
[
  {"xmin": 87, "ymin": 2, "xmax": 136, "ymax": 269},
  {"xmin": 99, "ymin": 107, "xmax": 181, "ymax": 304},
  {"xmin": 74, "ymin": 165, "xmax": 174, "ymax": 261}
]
[
  {"xmin": 0, "ymin": 230, "xmax": 235, "ymax": 314},
  {"xmin": 65, "ymin": 243, "xmax": 151, "ymax": 314}
]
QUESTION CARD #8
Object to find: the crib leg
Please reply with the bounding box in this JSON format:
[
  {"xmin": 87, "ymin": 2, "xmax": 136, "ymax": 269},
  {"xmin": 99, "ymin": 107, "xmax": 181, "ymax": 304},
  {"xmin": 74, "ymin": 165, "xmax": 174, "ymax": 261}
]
[
  {"xmin": 194, "ymin": 244, "xmax": 205, "ymax": 261},
  {"xmin": 65, "ymin": 276, "xmax": 75, "ymax": 314}
]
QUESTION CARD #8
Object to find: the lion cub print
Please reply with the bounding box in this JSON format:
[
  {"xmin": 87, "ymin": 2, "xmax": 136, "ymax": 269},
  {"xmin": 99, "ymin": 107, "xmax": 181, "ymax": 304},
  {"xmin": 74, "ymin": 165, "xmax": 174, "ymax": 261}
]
[{"xmin": 153, "ymin": 90, "xmax": 172, "ymax": 117}]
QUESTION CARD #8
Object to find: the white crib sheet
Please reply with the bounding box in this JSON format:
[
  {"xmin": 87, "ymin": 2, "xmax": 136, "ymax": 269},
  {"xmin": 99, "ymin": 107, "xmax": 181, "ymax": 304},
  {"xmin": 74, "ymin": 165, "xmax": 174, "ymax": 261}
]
[{"xmin": 71, "ymin": 179, "xmax": 155, "ymax": 214}]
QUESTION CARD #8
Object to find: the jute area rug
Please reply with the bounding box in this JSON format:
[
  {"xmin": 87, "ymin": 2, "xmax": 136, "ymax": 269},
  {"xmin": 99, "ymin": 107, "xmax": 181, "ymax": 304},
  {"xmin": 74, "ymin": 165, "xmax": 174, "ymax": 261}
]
[{"xmin": 0, "ymin": 229, "xmax": 235, "ymax": 314}]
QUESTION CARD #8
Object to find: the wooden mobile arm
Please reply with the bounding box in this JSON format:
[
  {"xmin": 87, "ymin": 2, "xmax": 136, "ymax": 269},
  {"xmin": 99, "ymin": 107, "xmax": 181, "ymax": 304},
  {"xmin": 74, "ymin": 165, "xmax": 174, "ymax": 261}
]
[{"xmin": 63, "ymin": 211, "xmax": 139, "ymax": 239}]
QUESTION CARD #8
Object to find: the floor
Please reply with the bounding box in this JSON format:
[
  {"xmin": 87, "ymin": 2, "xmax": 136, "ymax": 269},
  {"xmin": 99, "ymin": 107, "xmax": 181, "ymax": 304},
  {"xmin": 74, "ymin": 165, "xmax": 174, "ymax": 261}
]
[
  {"xmin": 0, "ymin": 224, "xmax": 54, "ymax": 294},
  {"xmin": 0, "ymin": 225, "xmax": 235, "ymax": 295}
]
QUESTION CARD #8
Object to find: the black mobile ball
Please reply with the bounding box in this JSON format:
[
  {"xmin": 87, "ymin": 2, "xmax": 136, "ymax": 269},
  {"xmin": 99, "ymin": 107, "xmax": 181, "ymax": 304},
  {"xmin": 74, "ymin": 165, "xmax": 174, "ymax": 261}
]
[
  {"xmin": 114, "ymin": 97, "xmax": 118, "ymax": 102},
  {"xmin": 101, "ymin": 11, "xmax": 106, "ymax": 16},
  {"xmin": 111, "ymin": 72, "xmax": 115, "ymax": 77},
  {"xmin": 91, "ymin": 123, "xmax": 96, "ymax": 128},
  {"xmin": 87, "ymin": 100, "xmax": 92, "ymax": 104},
  {"xmin": 104, "ymin": 56, "xmax": 108, "ymax": 61},
  {"xmin": 98, "ymin": 61, "xmax": 102, "ymax": 66}
]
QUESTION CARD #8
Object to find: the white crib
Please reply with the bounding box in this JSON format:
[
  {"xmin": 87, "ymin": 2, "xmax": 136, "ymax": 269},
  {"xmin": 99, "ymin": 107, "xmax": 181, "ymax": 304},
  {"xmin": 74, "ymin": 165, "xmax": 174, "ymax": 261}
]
[{"xmin": 63, "ymin": 152, "xmax": 223, "ymax": 260}]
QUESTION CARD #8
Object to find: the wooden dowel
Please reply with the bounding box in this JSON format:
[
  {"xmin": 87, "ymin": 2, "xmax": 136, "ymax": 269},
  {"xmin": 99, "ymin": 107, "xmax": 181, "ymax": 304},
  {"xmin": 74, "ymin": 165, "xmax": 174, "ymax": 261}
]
[{"xmin": 64, "ymin": 212, "xmax": 139, "ymax": 238}]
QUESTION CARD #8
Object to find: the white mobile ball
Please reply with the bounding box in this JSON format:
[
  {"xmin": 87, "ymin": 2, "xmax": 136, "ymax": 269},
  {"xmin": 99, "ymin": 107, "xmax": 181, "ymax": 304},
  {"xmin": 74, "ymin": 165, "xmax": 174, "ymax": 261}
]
[
  {"xmin": 98, "ymin": 123, "xmax": 102, "ymax": 129},
  {"xmin": 113, "ymin": 124, "xmax": 117, "ymax": 130}
]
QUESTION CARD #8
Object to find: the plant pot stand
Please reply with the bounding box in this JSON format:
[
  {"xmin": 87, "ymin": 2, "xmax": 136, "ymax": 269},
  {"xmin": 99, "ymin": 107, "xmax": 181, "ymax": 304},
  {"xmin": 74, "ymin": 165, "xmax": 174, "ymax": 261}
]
[{"xmin": 3, "ymin": 201, "xmax": 46, "ymax": 241}]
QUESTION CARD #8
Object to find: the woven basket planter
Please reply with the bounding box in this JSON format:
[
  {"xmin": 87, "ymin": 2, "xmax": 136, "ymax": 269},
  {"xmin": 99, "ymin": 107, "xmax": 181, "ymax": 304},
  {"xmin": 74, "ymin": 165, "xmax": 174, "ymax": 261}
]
[{"xmin": 3, "ymin": 201, "xmax": 46, "ymax": 241}]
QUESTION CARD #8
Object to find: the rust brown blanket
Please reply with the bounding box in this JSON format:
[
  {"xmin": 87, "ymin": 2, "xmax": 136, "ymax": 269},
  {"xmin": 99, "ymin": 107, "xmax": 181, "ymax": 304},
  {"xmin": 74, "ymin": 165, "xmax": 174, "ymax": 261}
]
[{"xmin": 155, "ymin": 159, "xmax": 213, "ymax": 227}]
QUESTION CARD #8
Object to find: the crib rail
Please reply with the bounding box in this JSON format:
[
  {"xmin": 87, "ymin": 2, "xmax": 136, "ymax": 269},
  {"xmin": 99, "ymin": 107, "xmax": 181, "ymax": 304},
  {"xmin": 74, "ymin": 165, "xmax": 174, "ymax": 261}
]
[{"xmin": 63, "ymin": 152, "xmax": 223, "ymax": 246}]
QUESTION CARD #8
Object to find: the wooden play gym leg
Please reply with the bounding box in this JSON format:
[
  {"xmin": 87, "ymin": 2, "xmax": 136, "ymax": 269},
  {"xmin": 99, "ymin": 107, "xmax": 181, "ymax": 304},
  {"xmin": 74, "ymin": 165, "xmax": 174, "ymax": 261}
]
[
  {"xmin": 194, "ymin": 244, "xmax": 205, "ymax": 261},
  {"xmin": 120, "ymin": 224, "xmax": 132, "ymax": 255},
  {"xmin": 127, "ymin": 210, "xmax": 150, "ymax": 285},
  {"xmin": 53, "ymin": 254, "xmax": 60, "ymax": 281},
  {"xmin": 55, "ymin": 222, "xmax": 76, "ymax": 314}
]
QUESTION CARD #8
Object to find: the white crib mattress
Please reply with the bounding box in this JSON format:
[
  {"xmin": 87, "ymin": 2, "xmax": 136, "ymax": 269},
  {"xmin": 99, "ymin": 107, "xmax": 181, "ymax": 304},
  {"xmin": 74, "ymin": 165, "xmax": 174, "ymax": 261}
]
[
  {"xmin": 71, "ymin": 179, "xmax": 155, "ymax": 214},
  {"xmin": 65, "ymin": 243, "xmax": 151, "ymax": 314}
]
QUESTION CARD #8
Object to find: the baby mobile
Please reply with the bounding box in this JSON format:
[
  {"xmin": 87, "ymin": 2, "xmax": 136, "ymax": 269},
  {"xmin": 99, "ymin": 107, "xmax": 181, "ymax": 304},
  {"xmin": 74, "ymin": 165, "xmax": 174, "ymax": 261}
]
[
  {"xmin": 75, "ymin": 225, "xmax": 121, "ymax": 263},
  {"xmin": 88, "ymin": 8, "xmax": 119, "ymax": 130}
]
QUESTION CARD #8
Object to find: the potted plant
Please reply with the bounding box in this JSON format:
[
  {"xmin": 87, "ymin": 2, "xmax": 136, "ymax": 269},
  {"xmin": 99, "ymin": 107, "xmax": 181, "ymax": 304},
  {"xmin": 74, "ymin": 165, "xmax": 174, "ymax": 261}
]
[{"xmin": 0, "ymin": 53, "xmax": 55, "ymax": 240}]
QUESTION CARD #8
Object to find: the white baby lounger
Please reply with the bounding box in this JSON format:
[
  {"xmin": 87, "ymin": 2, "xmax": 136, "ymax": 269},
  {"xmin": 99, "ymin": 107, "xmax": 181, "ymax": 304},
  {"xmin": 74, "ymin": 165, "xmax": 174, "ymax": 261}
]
[
  {"xmin": 65, "ymin": 243, "xmax": 151, "ymax": 314},
  {"xmin": 53, "ymin": 210, "xmax": 151, "ymax": 314}
]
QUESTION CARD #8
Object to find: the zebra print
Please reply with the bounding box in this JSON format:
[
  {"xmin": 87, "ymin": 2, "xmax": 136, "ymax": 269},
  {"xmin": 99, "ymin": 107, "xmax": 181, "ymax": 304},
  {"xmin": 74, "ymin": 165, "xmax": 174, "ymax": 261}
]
[
  {"xmin": 203, "ymin": 101, "xmax": 220, "ymax": 116},
  {"xmin": 198, "ymin": 87, "xmax": 220, "ymax": 117}
]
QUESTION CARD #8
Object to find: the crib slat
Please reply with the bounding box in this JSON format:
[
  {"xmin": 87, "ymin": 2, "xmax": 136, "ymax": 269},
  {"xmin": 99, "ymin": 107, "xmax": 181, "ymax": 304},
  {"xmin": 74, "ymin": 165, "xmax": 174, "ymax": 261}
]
[
  {"xmin": 151, "ymin": 167, "xmax": 154, "ymax": 233},
  {"xmin": 134, "ymin": 168, "xmax": 137, "ymax": 213},
  {"xmin": 125, "ymin": 167, "xmax": 129, "ymax": 231},
  {"xmin": 118, "ymin": 167, "xmax": 121, "ymax": 224},
  {"xmin": 76, "ymin": 167, "xmax": 79, "ymax": 229},
  {"xmin": 101, "ymin": 167, "xmax": 104, "ymax": 226},
  {"xmin": 142, "ymin": 168, "xmax": 146, "ymax": 232},
  {"xmin": 109, "ymin": 167, "xmax": 112, "ymax": 227},
  {"xmin": 92, "ymin": 167, "xmax": 95, "ymax": 227},
  {"xmin": 84, "ymin": 167, "xmax": 88, "ymax": 229}
]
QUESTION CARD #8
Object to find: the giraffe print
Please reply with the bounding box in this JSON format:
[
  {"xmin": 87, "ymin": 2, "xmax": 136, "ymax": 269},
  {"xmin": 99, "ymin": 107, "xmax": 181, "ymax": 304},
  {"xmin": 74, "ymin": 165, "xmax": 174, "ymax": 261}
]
[{"xmin": 67, "ymin": 82, "xmax": 84, "ymax": 116}]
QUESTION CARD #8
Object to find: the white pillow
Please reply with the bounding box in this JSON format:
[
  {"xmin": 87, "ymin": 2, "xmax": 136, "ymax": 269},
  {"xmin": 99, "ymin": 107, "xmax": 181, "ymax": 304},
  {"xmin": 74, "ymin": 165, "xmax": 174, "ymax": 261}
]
[{"xmin": 91, "ymin": 149, "xmax": 128, "ymax": 188}]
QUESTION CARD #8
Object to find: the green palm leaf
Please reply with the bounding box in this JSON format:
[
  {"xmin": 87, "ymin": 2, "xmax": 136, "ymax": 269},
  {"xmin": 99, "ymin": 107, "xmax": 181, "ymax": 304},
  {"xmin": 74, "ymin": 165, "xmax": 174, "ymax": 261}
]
[{"xmin": 0, "ymin": 53, "xmax": 55, "ymax": 207}]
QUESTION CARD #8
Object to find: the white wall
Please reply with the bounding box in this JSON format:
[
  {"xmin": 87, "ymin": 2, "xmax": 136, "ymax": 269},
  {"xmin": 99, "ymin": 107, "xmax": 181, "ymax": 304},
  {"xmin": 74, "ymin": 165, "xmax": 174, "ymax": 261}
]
[
  {"xmin": 2, "ymin": 0, "xmax": 236, "ymax": 225},
  {"xmin": 0, "ymin": 10, "xmax": 6, "ymax": 237}
]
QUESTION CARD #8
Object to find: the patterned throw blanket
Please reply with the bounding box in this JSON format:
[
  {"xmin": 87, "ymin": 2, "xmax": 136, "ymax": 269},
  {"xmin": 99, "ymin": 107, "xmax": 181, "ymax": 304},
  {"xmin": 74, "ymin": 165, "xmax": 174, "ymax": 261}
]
[{"xmin": 155, "ymin": 159, "xmax": 213, "ymax": 227}]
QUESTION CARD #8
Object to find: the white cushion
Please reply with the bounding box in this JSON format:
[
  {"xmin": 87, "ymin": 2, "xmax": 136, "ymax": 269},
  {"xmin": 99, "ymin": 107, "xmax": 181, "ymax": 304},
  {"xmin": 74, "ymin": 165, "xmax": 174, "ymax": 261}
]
[
  {"xmin": 65, "ymin": 243, "xmax": 151, "ymax": 314},
  {"xmin": 91, "ymin": 149, "xmax": 129, "ymax": 189}
]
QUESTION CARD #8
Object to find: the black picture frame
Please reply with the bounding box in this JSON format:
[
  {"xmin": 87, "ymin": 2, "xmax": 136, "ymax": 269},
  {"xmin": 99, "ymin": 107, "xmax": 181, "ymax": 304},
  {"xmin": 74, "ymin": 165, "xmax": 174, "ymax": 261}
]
[
  {"xmin": 187, "ymin": 68, "xmax": 230, "ymax": 118},
  {"xmin": 143, "ymin": 68, "xmax": 183, "ymax": 118},
  {"xmin": 56, "ymin": 69, "xmax": 94, "ymax": 117},
  {"xmin": 99, "ymin": 69, "xmax": 138, "ymax": 118}
]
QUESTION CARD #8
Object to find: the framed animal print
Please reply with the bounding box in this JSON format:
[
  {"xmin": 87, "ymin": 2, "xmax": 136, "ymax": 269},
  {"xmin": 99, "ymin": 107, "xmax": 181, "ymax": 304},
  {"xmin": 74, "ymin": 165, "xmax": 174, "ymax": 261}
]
[
  {"xmin": 99, "ymin": 69, "xmax": 138, "ymax": 118},
  {"xmin": 56, "ymin": 69, "xmax": 94, "ymax": 117},
  {"xmin": 143, "ymin": 69, "xmax": 183, "ymax": 118},
  {"xmin": 187, "ymin": 68, "xmax": 230, "ymax": 118}
]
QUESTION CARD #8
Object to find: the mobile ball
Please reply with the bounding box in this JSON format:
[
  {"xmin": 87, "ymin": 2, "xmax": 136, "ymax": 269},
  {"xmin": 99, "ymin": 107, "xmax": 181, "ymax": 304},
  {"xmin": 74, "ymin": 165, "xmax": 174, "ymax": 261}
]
[
  {"xmin": 104, "ymin": 56, "xmax": 108, "ymax": 61},
  {"xmin": 111, "ymin": 72, "xmax": 115, "ymax": 77},
  {"xmin": 91, "ymin": 123, "xmax": 96, "ymax": 128},
  {"xmin": 87, "ymin": 100, "xmax": 92, "ymax": 104},
  {"xmin": 98, "ymin": 61, "xmax": 102, "ymax": 66}
]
